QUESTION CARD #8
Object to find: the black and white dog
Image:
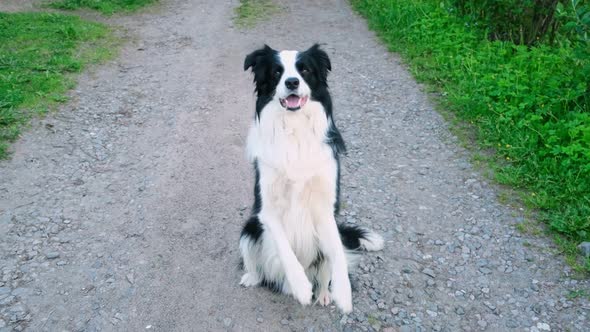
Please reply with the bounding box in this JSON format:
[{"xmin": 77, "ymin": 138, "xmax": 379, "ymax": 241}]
[{"xmin": 239, "ymin": 44, "xmax": 383, "ymax": 313}]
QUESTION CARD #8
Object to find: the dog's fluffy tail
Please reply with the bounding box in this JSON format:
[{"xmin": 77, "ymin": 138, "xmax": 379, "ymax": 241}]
[{"xmin": 338, "ymin": 223, "xmax": 384, "ymax": 252}]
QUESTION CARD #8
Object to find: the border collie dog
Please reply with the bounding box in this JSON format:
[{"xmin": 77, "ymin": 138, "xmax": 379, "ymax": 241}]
[{"xmin": 240, "ymin": 44, "xmax": 384, "ymax": 313}]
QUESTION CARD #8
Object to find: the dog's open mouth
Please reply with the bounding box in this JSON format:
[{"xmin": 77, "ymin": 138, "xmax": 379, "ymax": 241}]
[{"xmin": 280, "ymin": 94, "xmax": 308, "ymax": 111}]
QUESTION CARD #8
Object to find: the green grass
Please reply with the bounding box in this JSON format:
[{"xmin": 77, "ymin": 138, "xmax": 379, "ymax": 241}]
[
  {"xmin": 49, "ymin": 0, "xmax": 157, "ymax": 15},
  {"xmin": 567, "ymin": 289, "xmax": 590, "ymax": 300},
  {"xmin": 351, "ymin": 0, "xmax": 590, "ymax": 273},
  {"xmin": 234, "ymin": 0, "xmax": 279, "ymax": 28},
  {"xmin": 0, "ymin": 12, "xmax": 114, "ymax": 158}
]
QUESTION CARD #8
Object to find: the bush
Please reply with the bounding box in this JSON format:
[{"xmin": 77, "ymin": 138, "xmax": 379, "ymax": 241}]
[
  {"xmin": 351, "ymin": 0, "xmax": 590, "ymax": 270},
  {"xmin": 452, "ymin": 0, "xmax": 560, "ymax": 46}
]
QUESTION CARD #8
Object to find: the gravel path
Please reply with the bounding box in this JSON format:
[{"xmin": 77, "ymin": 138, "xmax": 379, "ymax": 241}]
[{"xmin": 1, "ymin": 0, "xmax": 589, "ymax": 331}]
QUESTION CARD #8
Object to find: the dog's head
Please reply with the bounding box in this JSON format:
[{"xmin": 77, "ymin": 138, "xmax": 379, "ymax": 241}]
[{"xmin": 244, "ymin": 44, "xmax": 331, "ymax": 112}]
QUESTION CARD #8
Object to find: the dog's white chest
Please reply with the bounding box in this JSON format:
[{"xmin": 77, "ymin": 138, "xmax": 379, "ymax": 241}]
[
  {"xmin": 247, "ymin": 101, "xmax": 334, "ymax": 180},
  {"xmin": 246, "ymin": 101, "xmax": 338, "ymax": 267}
]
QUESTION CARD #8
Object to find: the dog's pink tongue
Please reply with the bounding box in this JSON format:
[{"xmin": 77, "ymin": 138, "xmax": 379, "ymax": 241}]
[{"xmin": 286, "ymin": 95, "xmax": 300, "ymax": 108}]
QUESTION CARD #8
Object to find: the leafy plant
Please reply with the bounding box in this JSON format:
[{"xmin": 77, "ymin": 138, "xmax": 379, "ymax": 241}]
[
  {"xmin": 351, "ymin": 0, "xmax": 590, "ymax": 272},
  {"xmin": 0, "ymin": 13, "xmax": 113, "ymax": 158}
]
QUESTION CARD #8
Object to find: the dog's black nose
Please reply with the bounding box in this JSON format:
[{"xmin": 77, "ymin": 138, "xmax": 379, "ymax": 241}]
[{"xmin": 285, "ymin": 77, "xmax": 299, "ymax": 90}]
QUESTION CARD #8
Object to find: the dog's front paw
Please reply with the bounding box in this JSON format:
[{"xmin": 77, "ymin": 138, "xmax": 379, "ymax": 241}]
[
  {"xmin": 240, "ymin": 273, "xmax": 259, "ymax": 287},
  {"xmin": 289, "ymin": 272, "xmax": 313, "ymax": 306},
  {"xmin": 331, "ymin": 277, "xmax": 352, "ymax": 313}
]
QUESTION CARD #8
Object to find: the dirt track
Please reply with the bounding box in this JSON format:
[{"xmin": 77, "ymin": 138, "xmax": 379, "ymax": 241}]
[{"xmin": 0, "ymin": 0, "xmax": 588, "ymax": 331}]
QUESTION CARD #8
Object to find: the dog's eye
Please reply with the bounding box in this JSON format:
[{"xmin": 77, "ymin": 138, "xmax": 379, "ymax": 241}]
[
  {"xmin": 301, "ymin": 68, "xmax": 309, "ymax": 74},
  {"xmin": 274, "ymin": 70, "xmax": 281, "ymax": 77}
]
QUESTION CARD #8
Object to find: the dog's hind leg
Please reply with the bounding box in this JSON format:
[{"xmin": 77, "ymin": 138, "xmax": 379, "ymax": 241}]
[
  {"xmin": 314, "ymin": 259, "xmax": 331, "ymax": 306},
  {"xmin": 239, "ymin": 216, "xmax": 263, "ymax": 287},
  {"xmin": 314, "ymin": 211, "xmax": 353, "ymax": 313}
]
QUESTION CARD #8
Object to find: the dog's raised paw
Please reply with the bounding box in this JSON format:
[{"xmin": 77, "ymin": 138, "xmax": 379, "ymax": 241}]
[{"xmin": 240, "ymin": 273, "xmax": 259, "ymax": 287}]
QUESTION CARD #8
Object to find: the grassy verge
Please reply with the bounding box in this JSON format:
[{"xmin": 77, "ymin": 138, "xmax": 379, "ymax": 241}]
[
  {"xmin": 0, "ymin": 12, "xmax": 115, "ymax": 158},
  {"xmin": 351, "ymin": 0, "xmax": 590, "ymax": 274},
  {"xmin": 49, "ymin": 0, "xmax": 157, "ymax": 15},
  {"xmin": 233, "ymin": 0, "xmax": 279, "ymax": 28}
]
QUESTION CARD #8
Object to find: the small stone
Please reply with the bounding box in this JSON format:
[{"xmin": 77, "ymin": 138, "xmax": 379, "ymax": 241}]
[
  {"xmin": 56, "ymin": 260, "xmax": 67, "ymax": 266},
  {"xmin": 82, "ymin": 285, "xmax": 95, "ymax": 293},
  {"xmin": 477, "ymin": 320, "xmax": 487, "ymax": 329},
  {"xmin": 426, "ymin": 310, "xmax": 438, "ymax": 317},
  {"xmin": 7, "ymin": 304, "xmax": 28, "ymax": 323},
  {"xmin": 0, "ymin": 295, "xmax": 15, "ymax": 305},
  {"xmin": 126, "ymin": 273, "xmax": 135, "ymax": 284},
  {"xmin": 421, "ymin": 268, "xmax": 436, "ymax": 278},
  {"xmin": 577, "ymin": 242, "xmax": 590, "ymax": 257},
  {"xmin": 281, "ymin": 319, "xmax": 290, "ymax": 325},
  {"xmin": 477, "ymin": 259, "xmax": 489, "ymax": 267},
  {"xmin": 505, "ymin": 319, "xmax": 519, "ymax": 328},
  {"xmin": 391, "ymin": 307, "xmax": 400, "ymax": 315},
  {"xmin": 45, "ymin": 252, "xmax": 60, "ymax": 259},
  {"xmin": 478, "ymin": 267, "xmax": 492, "ymax": 274},
  {"xmin": 256, "ymin": 317, "xmax": 264, "ymax": 323},
  {"xmin": 48, "ymin": 224, "xmax": 60, "ymax": 234},
  {"xmin": 377, "ymin": 302, "xmax": 387, "ymax": 310},
  {"xmin": 455, "ymin": 306, "xmax": 465, "ymax": 315},
  {"xmin": 537, "ymin": 322, "xmax": 551, "ymax": 331},
  {"xmin": 63, "ymin": 219, "xmax": 71, "ymax": 224},
  {"xmin": 223, "ymin": 318, "xmax": 232, "ymax": 327}
]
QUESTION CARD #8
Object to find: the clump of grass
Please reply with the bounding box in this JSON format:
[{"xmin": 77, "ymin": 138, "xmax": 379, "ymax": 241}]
[
  {"xmin": 0, "ymin": 12, "xmax": 114, "ymax": 158},
  {"xmin": 50, "ymin": 0, "xmax": 157, "ymax": 15},
  {"xmin": 567, "ymin": 289, "xmax": 590, "ymax": 300},
  {"xmin": 234, "ymin": 0, "xmax": 279, "ymax": 28},
  {"xmin": 351, "ymin": 0, "xmax": 589, "ymax": 273}
]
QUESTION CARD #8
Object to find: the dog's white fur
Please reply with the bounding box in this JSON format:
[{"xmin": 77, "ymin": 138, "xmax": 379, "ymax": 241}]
[{"xmin": 240, "ymin": 49, "xmax": 383, "ymax": 313}]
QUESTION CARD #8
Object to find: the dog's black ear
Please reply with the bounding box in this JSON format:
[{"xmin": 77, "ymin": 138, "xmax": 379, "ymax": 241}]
[
  {"xmin": 304, "ymin": 44, "xmax": 331, "ymax": 84},
  {"xmin": 306, "ymin": 43, "xmax": 331, "ymax": 72},
  {"xmin": 244, "ymin": 45, "xmax": 274, "ymax": 71}
]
